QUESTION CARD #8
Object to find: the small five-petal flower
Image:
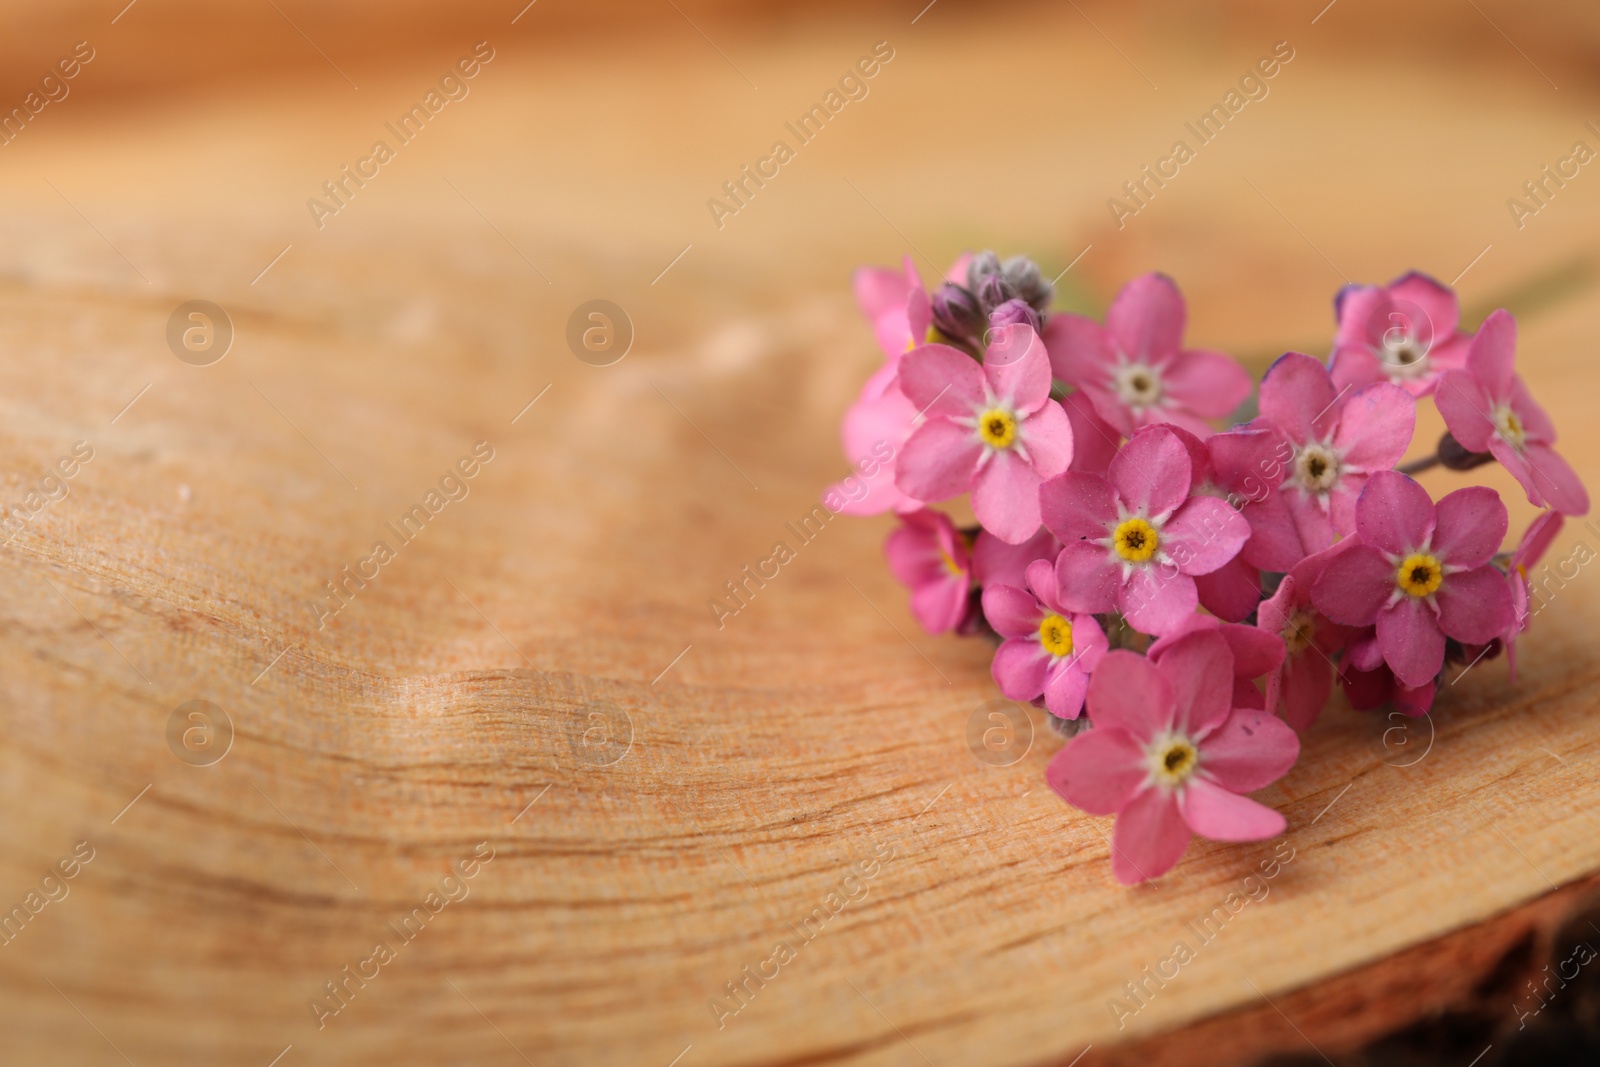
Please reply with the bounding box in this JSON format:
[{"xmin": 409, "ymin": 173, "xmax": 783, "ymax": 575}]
[{"xmin": 982, "ymin": 559, "xmax": 1108, "ymax": 719}]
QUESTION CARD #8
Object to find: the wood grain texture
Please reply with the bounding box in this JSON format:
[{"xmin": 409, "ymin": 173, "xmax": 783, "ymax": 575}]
[{"xmin": 0, "ymin": 3, "xmax": 1598, "ymax": 1065}]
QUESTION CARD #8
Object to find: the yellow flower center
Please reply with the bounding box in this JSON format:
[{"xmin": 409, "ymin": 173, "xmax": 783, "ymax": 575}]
[
  {"xmin": 1396, "ymin": 553, "xmax": 1443, "ymax": 597},
  {"xmin": 940, "ymin": 549, "xmax": 964, "ymax": 577},
  {"xmin": 1150, "ymin": 736, "xmax": 1199, "ymax": 787},
  {"xmin": 1282, "ymin": 608, "xmax": 1317, "ymax": 655},
  {"xmin": 1492, "ymin": 405, "xmax": 1525, "ymax": 448},
  {"xmin": 1038, "ymin": 614, "xmax": 1074, "ymax": 658},
  {"xmin": 1113, "ymin": 517, "xmax": 1159, "ymax": 563},
  {"xmin": 977, "ymin": 408, "xmax": 1017, "ymax": 449}
]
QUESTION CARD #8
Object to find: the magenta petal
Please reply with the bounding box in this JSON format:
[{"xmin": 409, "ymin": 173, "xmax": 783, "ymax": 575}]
[
  {"xmin": 1179, "ymin": 779, "xmax": 1286, "ymax": 842},
  {"xmin": 1153, "ymin": 629, "xmax": 1235, "ymax": 736},
  {"xmin": 1043, "ymin": 659, "xmax": 1092, "ymax": 720},
  {"xmin": 1162, "ymin": 348, "xmax": 1252, "ymax": 419},
  {"xmin": 1111, "ymin": 787, "xmax": 1190, "ymax": 885},
  {"xmin": 972, "ymin": 528, "xmax": 1060, "ymax": 589},
  {"xmin": 1161, "ymin": 496, "xmax": 1250, "ymax": 575},
  {"xmin": 1086, "ymin": 649, "xmax": 1175, "ymax": 737},
  {"xmin": 1107, "ymin": 273, "xmax": 1186, "ymax": 363},
  {"xmin": 1388, "ymin": 272, "xmax": 1462, "ymax": 335},
  {"xmin": 895, "ymin": 419, "xmax": 982, "ymax": 501},
  {"xmin": 1259, "ymin": 352, "xmax": 1337, "ymax": 443},
  {"xmin": 1240, "ymin": 490, "xmax": 1307, "ymax": 572},
  {"xmin": 1333, "ymin": 383, "xmax": 1415, "ymax": 472},
  {"xmin": 1519, "ymin": 442, "xmax": 1590, "ymax": 517},
  {"xmin": 1041, "ymin": 313, "xmax": 1109, "ymax": 390},
  {"xmin": 1048, "ymin": 728, "xmax": 1147, "ymax": 814},
  {"xmin": 984, "ymin": 324, "xmax": 1052, "ymax": 415},
  {"xmin": 1437, "ymin": 565, "xmax": 1515, "ymax": 645},
  {"xmin": 1120, "ymin": 568, "xmax": 1199, "ymax": 637},
  {"xmin": 1197, "ymin": 708, "xmax": 1300, "ymax": 791},
  {"xmin": 1514, "ymin": 511, "xmax": 1564, "ymax": 571},
  {"xmin": 909, "ymin": 577, "xmax": 969, "ymax": 634},
  {"xmin": 1039, "ymin": 471, "xmax": 1117, "ymax": 543},
  {"xmin": 1195, "ymin": 556, "xmax": 1263, "ymax": 623},
  {"xmin": 1327, "ymin": 346, "xmax": 1388, "ymax": 393},
  {"xmin": 980, "ymin": 584, "xmax": 1044, "ymax": 639},
  {"xmin": 1508, "ymin": 377, "xmax": 1559, "ymax": 445},
  {"xmin": 1018, "ymin": 400, "xmax": 1075, "ymax": 479},
  {"xmin": 1209, "ymin": 427, "xmax": 1289, "ymax": 495},
  {"xmin": 1466, "ymin": 308, "xmax": 1517, "ymax": 397},
  {"xmin": 1356, "ymin": 470, "xmax": 1436, "ymax": 555},
  {"xmin": 991, "ymin": 637, "xmax": 1050, "ymax": 701},
  {"xmin": 1061, "ymin": 392, "xmax": 1120, "ymax": 476},
  {"xmin": 1434, "ymin": 371, "xmax": 1496, "ymax": 453},
  {"xmin": 1110, "ymin": 425, "xmax": 1192, "ymax": 519},
  {"xmin": 1283, "ymin": 653, "xmax": 1333, "ymax": 731},
  {"xmin": 1054, "ymin": 542, "xmax": 1120, "ymax": 614},
  {"xmin": 853, "ymin": 264, "xmax": 913, "ymax": 323},
  {"xmin": 896, "ymin": 343, "xmax": 985, "ymax": 415},
  {"xmin": 971, "ymin": 450, "xmax": 1044, "ymax": 544},
  {"xmin": 1376, "ymin": 597, "xmax": 1446, "ymax": 688},
  {"xmin": 1431, "ymin": 485, "xmax": 1508, "ymax": 569},
  {"xmin": 1311, "ymin": 543, "xmax": 1394, "ymax": 626}
]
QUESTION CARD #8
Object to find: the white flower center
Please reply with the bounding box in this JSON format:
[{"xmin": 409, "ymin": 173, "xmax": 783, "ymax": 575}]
[
  {"xmin": 1147, "ymin": 732, "xmax": 1199, "ymax": 787},
  {"xmin": 1377, "ymin": 333, "xmax": 1430, "ymax": 380},
  {"xmin": 1113, "ymin": 361, "xmax": 1163, "ymax": 410},
  {"xmin": 1491, "ymin": 404, "xmax": 1525, "ymax": 449},
  {"xmin": 1291, "ymin": 442, "xmax": 1342, "ymax": 493}
]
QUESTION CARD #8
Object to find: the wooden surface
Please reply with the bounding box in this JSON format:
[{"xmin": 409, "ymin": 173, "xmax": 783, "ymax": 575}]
[{"xmin": 2, "ymin": 2, "xmax": 1600, "ymax": 1064}]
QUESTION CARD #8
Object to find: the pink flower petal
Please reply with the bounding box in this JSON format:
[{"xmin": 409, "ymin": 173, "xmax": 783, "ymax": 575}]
[
  {"xmin": 854, "ymin": 263, "xmax": 913, "ymax": 323},
  {"xmin": 1018, "ymin": 400, "xmax": 1075, "ymax": 479},
  {"xmin": 1465, "ymin": 308, "xmax": 1517, "ymax": 398},
  {"xmin": 1041, "ymin": 313, "xmax": 1108, "ymax": 391},
  {"xmin": 1376, "ymin": 596, "xmax": 1446, "ymax": 688},
  {"xmin": 1062, "ymin": 392, "xmax": 1121, "ymax": 476},
  {"xmin": 1195, "ymin": 556, "xmax": 1263, "ymax": 623},
  {"xmin": 1040, "ymin": 471, "xmax": 1118, "ymax": 544},
  {"xmin": 1110, "ymin": 425, "xmax": 1192, "ymax": 520},
  {"xmin": 1508, "ymin": 377, "xmax": 1558, "ymax": 445},
  {"xmin": 1311, "ymin": 542, "xmax": 1394, "ymax": 626},
  {"xmin": 1107, "ymin": 273, "xmax": 1186, "ymax": 364},
  {"xmin": 1332, "ymin": 383, "xmax": 1415, "ymax": 472},
  {"xmin": 980, "ymin": 584, "xmax": 1043, "ymax": 639},
  {"xmin": 1240, "ymin": 490, "xmax": 1307, "ymax": 572},
  {"xmin": 909, "ymin": 577, "xmax": 970, "ymax": 634},
  {"xmin": 895, "ymin": 419, "xmax": 982, "ymax": 502},
  {"xmin": 1043, "ymin": 658, "xmax": 1093, "ymax": 720},
  {"xmin": 1284, "ymin": 490, "xmax": 1337, "ymax": 556},
  {"xmin": 1434, "ymin": 370, "xmax": 1496, "ymax": 453},
  {"xmin": 1431, "ymin": 485, "xmax": 1508, "ymax": 569},
  {"xmin": 1195, "ymin": 708, "xmax": 1300, "ymax": 791},
  {"xmin": 1513, "ymin": 511, "xmax": 1563, "ymax": 571},
  {"xmin": 896, "ymin": 343, "xmax": 985, "ymax": 416},
  {"xmin": 972, "ymin": 528, "xmax": 1061, "ymax": 590},
  {"xmin": 984, "ymin": 324, "xmax": 1052, "ymax": 415},
  {"xmin": 1151, "ymin": 628, "xmax": 1235, "ymax": 737},
  {"xmin": 1119, "ymin": 567, "xmax": 1199, "ymax": 636},
  {"xmin": 1437, "ymin": 565, "xmax": 1515, "ymax": 645},
  {"xmin": 1356, "ymin": 470, "xmax": 1435, "ymax": 556},
  {"xmin": 1024, "ymin": 558, "xmax": 1063, "ymax": 613},
  {"xmin": 1281, "ymin": 652, "xmax": 1333, "ymax": 732},
  {"xmin": 1519, "ymin": 442, "xmax": 1590, "ymax": 517},
  {"xmin": 1111, "ymin": 786, "xmax": 1191, "ymax": 885},
  {"xmin": 1259, "ymin": 352, "xmax": 1337, "ymax": 444},
  {"xmin": 1160, "ymin": 496, "xmax": 1250, "ymax": 575},
  {"xmin": 1086, "ymin": 648, "xmax": 1175, "ymax": 737},
  {"xmin": 1162, "ymin": 348, "xmax": 1253, "ymax": 419},
  {"xmin": 1327, "ymin": 346, "xmax": 1389, "ymax": 393},
  {"xmin": 1047, "ymin": 727, "xmax": 1146, "ymax": 814},
  {"xmin": 971, "ymin": 449, "xmax": 1045, "ymax": 544},
  {"xmin": 1054, "ymin": 542, "xmax": 1120, "ymax": 614},
  {"xmin": 1179, "ymin": 778, "xmax": 1286, "ymax": 842},
  {"xmin": 1208, "ymin": 427, "xmax": 1289, "ymax": 497},
  {"xmin": 991, "ymin": 637, "xmax": 1050, "ymax": 701}
]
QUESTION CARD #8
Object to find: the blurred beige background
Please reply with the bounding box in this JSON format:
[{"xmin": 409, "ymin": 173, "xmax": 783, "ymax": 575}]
[{"xmin": 1, "ymin": 2, "xmax": 1599, "ymax": 1066}]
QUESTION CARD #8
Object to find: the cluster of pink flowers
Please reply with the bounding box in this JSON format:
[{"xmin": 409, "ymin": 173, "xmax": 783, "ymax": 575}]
[{"xmin": 837, "ymin": 254, "xmax": 1588, "ymax": 884}]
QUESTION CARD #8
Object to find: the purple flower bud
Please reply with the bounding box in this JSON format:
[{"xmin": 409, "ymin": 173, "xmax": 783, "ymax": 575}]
[
  {"xmin": 975, "ymin": 273, "xmax": 1017, "ymax": 315},
  {"xmin": 931, "ymin": 283, "xmax": 984, "ymax": 342},
  {"xmin": 1001, "ymin": 255, "xmax": 1053, "ymax": 314},
  {"xmin": 966, "ymin": 251, "xmax": 1002, "ymax": 291},
  {"xmin": 988, "ymin": 298, "xmax": 1041, "ymax": 334}
]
